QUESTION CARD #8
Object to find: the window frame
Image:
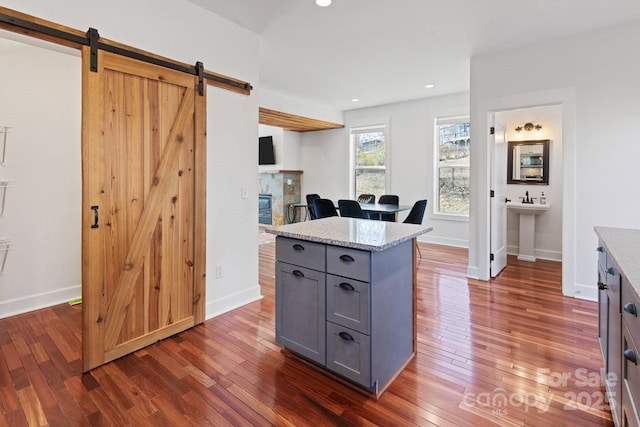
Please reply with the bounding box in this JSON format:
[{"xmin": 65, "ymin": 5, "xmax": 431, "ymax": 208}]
[
  {"xmin": 349, "ymin": 124, "xmax": 389, "ymax": 200},
  {"xmin": 433, "ymin": 116, "xmax": 470, "ymax": 220}
]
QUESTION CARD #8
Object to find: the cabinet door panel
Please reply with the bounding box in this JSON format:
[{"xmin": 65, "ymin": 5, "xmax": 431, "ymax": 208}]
[
  {"xmin": 607, "ymin": 261, "xmax": 622, "ymax": 425},
  {"xmin": 275, "ymin": 262, "xmax": 326, "ymax": 364}
]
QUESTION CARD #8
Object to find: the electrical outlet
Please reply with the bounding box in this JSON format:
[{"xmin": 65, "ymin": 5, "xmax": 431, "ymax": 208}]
[
  {"xmin": 241, "ymin": 186, "xmax": 248, "ymax": 199},
  {"xmin": 215, "ymin": 264, "xmax": 224, "ymax": 278}
]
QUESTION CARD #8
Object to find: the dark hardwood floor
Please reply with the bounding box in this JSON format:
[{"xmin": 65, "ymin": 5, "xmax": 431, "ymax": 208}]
[{"xmin": 0, "ymin": 242, "xmax": 612, "ymax": 426}]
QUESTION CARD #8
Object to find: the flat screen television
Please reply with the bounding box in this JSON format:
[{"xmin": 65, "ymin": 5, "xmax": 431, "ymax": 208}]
[{"xmin": 259, "ymin": 136, "xmax": 276, "ymax": 165}]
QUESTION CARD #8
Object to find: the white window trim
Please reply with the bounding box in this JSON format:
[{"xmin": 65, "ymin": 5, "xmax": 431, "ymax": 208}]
[
  {"xmin": 349, "ymin": 123, "xmax": 389, "ymax": 199},
  {"xmin": 433, "ymin": 115, "xmax": 470, "ymax": 219}
]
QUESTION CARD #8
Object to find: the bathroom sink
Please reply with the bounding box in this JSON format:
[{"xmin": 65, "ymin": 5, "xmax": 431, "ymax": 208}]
[
  {"xmin": 506, "ymin": 202, "xmax": 550, "ymax": 215},
  {"xmin": 506, "ymin": 202, "xmax": 550, "ymax": 262}
]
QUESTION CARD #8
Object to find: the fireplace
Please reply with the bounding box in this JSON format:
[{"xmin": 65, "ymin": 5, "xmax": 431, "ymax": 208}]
[{"xmin": 258, "ymin": 194, "xmax": 272, "ymax": 225}]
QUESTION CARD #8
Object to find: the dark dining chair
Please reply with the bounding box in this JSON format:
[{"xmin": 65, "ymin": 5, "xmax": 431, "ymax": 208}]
[
  {"xmin": 306, "ymin": 193, "xmax": 320, "ymax": 220},
  {"xmin": 403, "ymin": 199, "xmax": 428, "ymax": 257},
  {"xmin": 314, "ymin": 198, "xmax": 339, "ymax": 219},
  {"xmin": 373, "ymin": 194, "xmax": 399, "ymax": 221},
  {"xmin": 338, "ymin": 199, "xmax": 365, "ymax": 219},
  {"xmin": 357, "ymin": 194, "xmax": 376, "ymax": 204}
]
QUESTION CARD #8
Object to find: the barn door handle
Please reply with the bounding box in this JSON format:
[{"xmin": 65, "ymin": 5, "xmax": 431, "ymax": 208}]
[{"xmin": 91, "ymin": 205, "xmax": 99, "ymax": 229}]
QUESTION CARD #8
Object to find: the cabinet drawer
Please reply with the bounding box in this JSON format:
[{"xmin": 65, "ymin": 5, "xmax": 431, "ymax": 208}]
[
  {"xmin": 623, "ymin": 322, "xmax": 640, "ymax": 422},
  {"xmin": 326, "ymin": 321, "xmax": 370, "ymax": 388},
  {"xmin": 276, "ymin": 237, "xmax": 326, "ymax": 272},
  {"xmin": 623, "ymin": 278, "xmax": 640, "ymax": 341},
  {"xmin": 327, "ymin": 274, "xmax": 370, "ymax": 335},
  {"xmin": 327, "ymin": 245, "xmax": 370, "ymax": 282}
]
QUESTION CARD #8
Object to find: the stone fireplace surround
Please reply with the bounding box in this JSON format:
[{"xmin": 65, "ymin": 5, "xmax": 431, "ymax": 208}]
[{"xmin": 258, "ymin": 170, "xmax": 302, "ymax": 226}]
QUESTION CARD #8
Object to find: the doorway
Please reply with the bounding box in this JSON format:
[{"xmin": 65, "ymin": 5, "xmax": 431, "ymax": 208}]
[{"xmin": 490, "ymin": 105, "xmax": 564, "ymax": 277}]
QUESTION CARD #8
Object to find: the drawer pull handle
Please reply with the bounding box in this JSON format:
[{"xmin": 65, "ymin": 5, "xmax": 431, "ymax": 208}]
[
  {"xmin": 624, "ymin": 349, "xmax": 638, "ymax": 365},
  {"xmin": 339, "ymin": 331, "xmax": 354, "ymax": 342},
  {"xmin": 598, "ymin": 282, "xmax": 607, "ymax": 291},
  {"xmin": 339, "ymin": 254, "xmax": 355, "ymax": 263},
  {"xmin": 292, "ymin": 270, "xmax": 305, "ymax": 278},
  {"xmin": 624, "ymin": 303, "xmax": 638, "ymax": 317},
  {"xmin": 596, "ymin": 246, "xmax": 604, "ymax": 253},
  {"xmin": 607, "ymin": 267, "xmax": 615, "ymax": 275},
  {"xmin": 339, "ymin": 282, "xmax": 355, "ymax": 292},
  {"xmin": 292, "ymin": 244, "xmax": 305, "ymax": 251}
]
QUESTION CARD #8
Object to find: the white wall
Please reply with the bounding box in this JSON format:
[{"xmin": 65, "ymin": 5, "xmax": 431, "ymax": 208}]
[
  {"xmin": 469, "ymin": 21, "xmax": 640, "ymax": 299},
  {"xmin": 300, "ymin": 92, "xmax": 470, "ymax": 247},
  {"xmin": 498, "ymin": 105, "xmax": 563, "ymax": 261},
  {"xmin": 0, "ymin": 44, "xmax": 81, "ymax": 317},
  {"xmin": 258, "ymin": 124, "xmax": 301, "ymax": 171},
  {"xmin": 0, "ymin": 0, "xmax": 261, "ymax": 318}
]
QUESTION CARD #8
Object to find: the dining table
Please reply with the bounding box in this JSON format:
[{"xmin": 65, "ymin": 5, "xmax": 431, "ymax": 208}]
[
  {"xmin": 288, "ymin": 201, "xmax": 411, "ymax": 222},
  {"xmin": 358, "ymin": 203, "xmax": 412, "ymax": 221}
]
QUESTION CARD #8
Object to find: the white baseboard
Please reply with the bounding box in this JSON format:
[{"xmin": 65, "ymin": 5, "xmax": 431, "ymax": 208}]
[
  {"xmin": 0, "ymin": 284, "xmax": 81, "ymax": 319},
  {"xmin": 466, "ymin": 265, "xmax": 480, "ymax": 280},
  {"xmin": 507, "ymin": 245, "xmax": 562, "ymax": 262},
  {"xmin": 206, "ymin": 285, "xmax": 263, "ymax": 320},
  {"xmin": 422, "ymin": 235, "xmax": 468, "ymax": 248},
  {"xmin": 573, "ymin": 282, "xmax": 597, "ymax": 302}
]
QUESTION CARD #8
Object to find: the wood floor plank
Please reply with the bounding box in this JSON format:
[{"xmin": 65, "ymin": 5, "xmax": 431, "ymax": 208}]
[{"xmin": 0, "ymin": 241, "xmax": 614, "ymax": 426}]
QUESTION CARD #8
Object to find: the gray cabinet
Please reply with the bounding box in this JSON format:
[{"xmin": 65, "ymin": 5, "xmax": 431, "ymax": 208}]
[
  {"xmin": 275, "ymin": 236, "xmax": 414, "ymax": 394},
  {"xmin": 275, "ymin": 262, "xmax": 326, "ymax": 364},
  {"xmin": 622, "ymin": 277, "xmax": 640, "ymax": 426},
  {"xmin": 597, "ymin": 242, "xmax": 622, "ymax": 426}
]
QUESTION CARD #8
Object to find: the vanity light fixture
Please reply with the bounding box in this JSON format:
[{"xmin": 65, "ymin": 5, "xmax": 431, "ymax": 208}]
[
  {"xmin": 515, "ymin": 122, "xmax": 542, "ymax": 139},
  {"xmin": 316, "ymin": 0, "xmax": 331, "ymax": 6}
]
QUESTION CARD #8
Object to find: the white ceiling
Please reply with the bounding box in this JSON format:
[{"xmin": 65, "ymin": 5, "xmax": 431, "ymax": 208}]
[{"xmin": 191, "ymin": 0, "xmax": 640, "ymax": 111}]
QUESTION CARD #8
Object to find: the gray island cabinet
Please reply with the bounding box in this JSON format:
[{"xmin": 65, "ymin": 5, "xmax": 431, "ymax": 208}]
[
  {"xmin": 268, "ymin": 217, "xmax": 432, "ymax": 396},
  {"xmin": 595, "ymin": 227, "xmax": 640, "ymax": 427}
]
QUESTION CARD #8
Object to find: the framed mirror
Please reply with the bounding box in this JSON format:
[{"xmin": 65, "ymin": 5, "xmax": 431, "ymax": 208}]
[{"xmin": 507, "ymin": 140, "xmax": 550, "ymax": 185}]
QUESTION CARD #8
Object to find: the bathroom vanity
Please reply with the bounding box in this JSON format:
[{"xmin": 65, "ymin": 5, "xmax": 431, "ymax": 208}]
[
  {"xmin": 595, "ymin": 227, "xmax": 640, "ymax": 427},
  {"xmin": 268, "ymin": 217, "xmax": 431, "ymax": 397}
]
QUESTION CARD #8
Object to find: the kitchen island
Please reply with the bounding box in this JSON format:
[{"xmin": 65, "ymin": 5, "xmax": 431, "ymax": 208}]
[{"xmin": 267, "ymin": 217, "xmax": 432, "ymax": 397}]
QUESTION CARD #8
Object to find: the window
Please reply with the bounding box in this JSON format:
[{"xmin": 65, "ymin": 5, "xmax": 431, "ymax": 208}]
[
  {"xmin": 435, "ymin": 117, "xmax": 470, "ymax": 215},
  {"xmin": 350, "ymin": 125, "xmax": 387, "ymax": 199}
]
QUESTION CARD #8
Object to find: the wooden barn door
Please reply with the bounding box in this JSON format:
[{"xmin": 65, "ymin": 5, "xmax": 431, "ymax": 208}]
[{"xmin": 81, "ymin": 47, "xmax": 206, "ymax": 371}]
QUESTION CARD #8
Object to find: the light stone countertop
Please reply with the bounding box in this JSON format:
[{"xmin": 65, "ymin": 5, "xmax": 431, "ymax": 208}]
[
  {"xmin": 266, "ymin": 217, "xmax": 432, "ymax": 252},
  {"xmin": 594, "ymin": 226, "xmax": 640, "ymax": 297}
]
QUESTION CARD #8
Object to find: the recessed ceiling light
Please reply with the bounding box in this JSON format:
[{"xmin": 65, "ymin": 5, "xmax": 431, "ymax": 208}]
[
  {"xmin": 316, "ymin": 0, "xmax": 331, "ymax": 6},
  {"xmin": 351, "ymin": 98, "xmax": 359, "ymax": 102},
  {"xmin": 424, "ymin": 84, "xmax": 435, "ymax": 89}
]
